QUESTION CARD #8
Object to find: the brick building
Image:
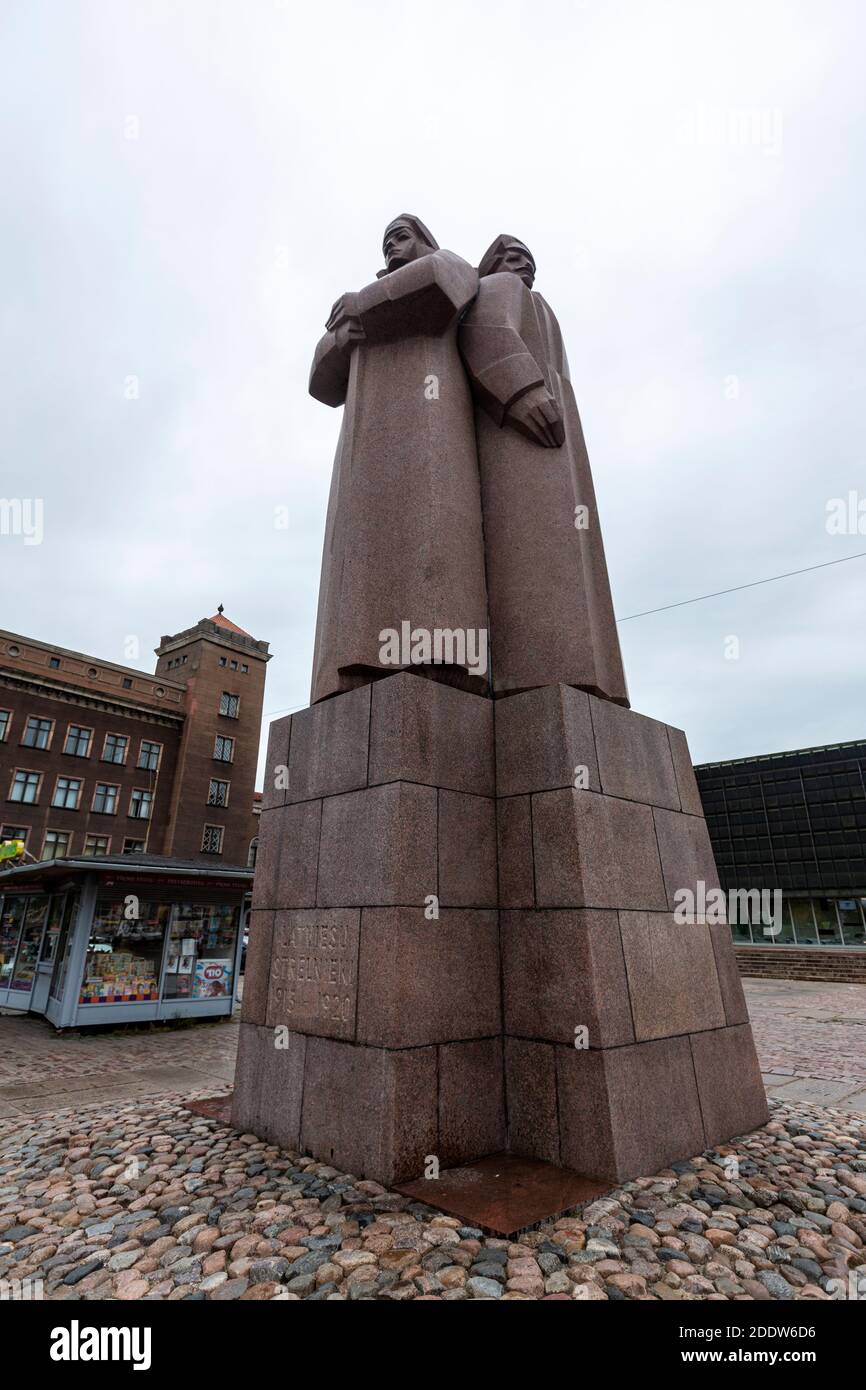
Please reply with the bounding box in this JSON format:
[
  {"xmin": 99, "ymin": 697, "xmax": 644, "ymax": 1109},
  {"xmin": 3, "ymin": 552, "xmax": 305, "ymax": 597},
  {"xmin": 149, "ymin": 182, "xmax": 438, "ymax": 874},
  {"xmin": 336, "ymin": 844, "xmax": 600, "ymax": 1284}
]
[{"xmin": 0, "ymin": 612, "xmax": 269, "ymax": 866}]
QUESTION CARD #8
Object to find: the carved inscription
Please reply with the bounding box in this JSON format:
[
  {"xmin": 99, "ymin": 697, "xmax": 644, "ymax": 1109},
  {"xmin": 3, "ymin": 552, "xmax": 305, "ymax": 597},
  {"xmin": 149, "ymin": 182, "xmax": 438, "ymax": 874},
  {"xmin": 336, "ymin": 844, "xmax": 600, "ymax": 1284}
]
[{"xmin": 267, "ymin": 909, "xmax": 359, "ymax": 1038}]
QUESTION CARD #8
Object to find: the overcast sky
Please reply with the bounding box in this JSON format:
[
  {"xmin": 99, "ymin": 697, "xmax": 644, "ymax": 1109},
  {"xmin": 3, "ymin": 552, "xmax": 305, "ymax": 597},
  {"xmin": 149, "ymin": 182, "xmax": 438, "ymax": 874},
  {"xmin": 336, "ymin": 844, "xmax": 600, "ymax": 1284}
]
[{"xmin": 3, "ymin": 0, "xmax": 865, "ymax": 784}]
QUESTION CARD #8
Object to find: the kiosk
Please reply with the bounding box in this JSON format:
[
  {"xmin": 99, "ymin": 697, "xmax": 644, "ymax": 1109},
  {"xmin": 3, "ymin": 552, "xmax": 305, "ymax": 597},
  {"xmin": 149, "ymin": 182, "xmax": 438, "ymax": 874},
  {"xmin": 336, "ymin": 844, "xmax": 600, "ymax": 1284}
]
[{"xmin": 0, "ymin": 853, "xmax": 251, "ymax": 1028}]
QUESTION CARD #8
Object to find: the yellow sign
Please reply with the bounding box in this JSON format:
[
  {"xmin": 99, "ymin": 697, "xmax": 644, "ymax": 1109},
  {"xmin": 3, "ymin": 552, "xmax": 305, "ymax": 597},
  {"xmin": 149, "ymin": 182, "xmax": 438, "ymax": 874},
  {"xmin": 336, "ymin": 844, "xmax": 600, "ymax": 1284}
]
[{"xmin": 0, "ymin": 839, "xmax": 25, "ymax": 863}]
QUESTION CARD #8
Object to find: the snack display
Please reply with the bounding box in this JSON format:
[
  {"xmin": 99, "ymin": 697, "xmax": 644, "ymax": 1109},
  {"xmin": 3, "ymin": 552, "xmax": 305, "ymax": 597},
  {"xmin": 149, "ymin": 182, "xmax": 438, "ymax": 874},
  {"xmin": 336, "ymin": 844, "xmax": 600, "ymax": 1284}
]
[
  {"xmin": 79, "ymin": 950, "xmax": 159, "ymax": 1004},
  {"xmin": 192, "ymin": 957, "xmax": 233, "ymax": 999}
]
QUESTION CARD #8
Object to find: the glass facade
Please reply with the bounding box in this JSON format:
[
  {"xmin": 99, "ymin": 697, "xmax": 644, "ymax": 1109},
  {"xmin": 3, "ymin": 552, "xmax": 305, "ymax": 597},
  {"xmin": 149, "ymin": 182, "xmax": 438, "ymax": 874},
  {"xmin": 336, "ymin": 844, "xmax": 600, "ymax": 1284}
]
[
  {"xmin": 79, "ymin": 897, "xmax": 239, "ymax": 1005},
  {"xmin": 697, "ymin": 739, "xmax": 866, "ymax": 949},
  {"xmin": 162, "ymin": 904, "xmax": 238, "ymax": 1001},
  {"xmin": 80, "ymin": 899, "xmax": 172, "ymax": 1004}
]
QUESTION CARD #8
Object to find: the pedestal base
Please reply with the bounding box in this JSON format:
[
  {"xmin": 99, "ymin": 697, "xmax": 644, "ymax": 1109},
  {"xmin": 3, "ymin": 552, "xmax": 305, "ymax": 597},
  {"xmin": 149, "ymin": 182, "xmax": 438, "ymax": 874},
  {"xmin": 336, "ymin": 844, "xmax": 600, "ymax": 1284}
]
[{"xmin": 233, "ymin": 673, "xmax": 767, "ymax": 1188}]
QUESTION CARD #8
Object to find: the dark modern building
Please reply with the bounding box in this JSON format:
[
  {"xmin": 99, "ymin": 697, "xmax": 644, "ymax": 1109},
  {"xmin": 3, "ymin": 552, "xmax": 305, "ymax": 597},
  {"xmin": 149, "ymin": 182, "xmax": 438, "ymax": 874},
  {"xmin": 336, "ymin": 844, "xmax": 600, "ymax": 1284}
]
[
  {"xmin": 696, "ymin": 738, "xmax": 866, "ymax": 981},
  {"xmin": 0, "ymin": 611, "xmax": 268, "ymax": 868}
]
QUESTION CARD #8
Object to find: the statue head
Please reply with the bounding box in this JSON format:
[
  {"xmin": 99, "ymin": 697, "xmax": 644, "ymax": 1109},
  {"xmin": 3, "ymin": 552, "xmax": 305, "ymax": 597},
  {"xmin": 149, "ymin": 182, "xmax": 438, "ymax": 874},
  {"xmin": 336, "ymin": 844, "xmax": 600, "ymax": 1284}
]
[
  {"xmin": 478, "ymin": 234, "xmax": 536, "ymax": 288},
  {"xmin": 382, "ymin": 214, "xmax": 439, "ymax": 273}
]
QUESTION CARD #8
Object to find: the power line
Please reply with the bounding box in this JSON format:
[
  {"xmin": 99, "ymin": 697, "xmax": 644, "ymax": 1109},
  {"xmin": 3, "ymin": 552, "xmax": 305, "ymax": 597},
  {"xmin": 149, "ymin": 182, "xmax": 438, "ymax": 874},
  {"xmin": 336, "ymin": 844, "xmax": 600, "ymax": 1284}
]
[
  {"xmin": 261, "ymin": 550, "xmax": 866, "ymax": 708},
  {"xmin": 617, "ymin": 549, "xmax": 866, "ymax": 622}
]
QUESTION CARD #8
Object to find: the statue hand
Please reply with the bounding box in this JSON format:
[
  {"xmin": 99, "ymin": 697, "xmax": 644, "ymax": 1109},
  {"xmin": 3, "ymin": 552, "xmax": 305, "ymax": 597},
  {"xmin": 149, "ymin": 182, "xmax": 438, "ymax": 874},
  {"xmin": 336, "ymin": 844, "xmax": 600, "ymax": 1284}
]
[
  {"xmin": 505, "ymin": 385, "xmax": 565, "ymax": 448},
  {"xmin": 326, "ymin": 293, "xmax": 365, "ymax": 352}
]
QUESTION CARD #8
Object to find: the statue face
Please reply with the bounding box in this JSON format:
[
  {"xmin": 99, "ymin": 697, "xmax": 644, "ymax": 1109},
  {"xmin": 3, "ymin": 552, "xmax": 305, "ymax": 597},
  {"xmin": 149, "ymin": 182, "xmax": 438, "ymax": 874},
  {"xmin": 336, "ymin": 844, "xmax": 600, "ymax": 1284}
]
[
  {"xmin": 383, "ymin": 221, "xmax": 427, "ymax": 272},
  {"xmin": 498, "ymin": 243, "xmax": 536, "ymax": 288}
]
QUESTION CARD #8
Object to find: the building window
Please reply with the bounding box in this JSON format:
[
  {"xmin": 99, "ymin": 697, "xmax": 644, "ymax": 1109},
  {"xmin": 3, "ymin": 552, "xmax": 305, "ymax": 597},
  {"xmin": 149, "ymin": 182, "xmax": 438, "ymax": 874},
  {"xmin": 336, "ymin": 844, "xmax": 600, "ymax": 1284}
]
[
  {"xmin": 10, "ymin": 770, "xmax": 41, "ymax": 804},
  {"xmin": 247, "ymin": 838, "xmax": 258, "ymax": 869},
  {"xmin": 64, "ymin": 724, "xmax": 92, "ymax": 757},
  {"xmin": 219, "ymin": 656, "xmax": 227, "ymax": 667},
  {"xmin": 122, "ymin": 838, "xmax": 145, "ymax": 854},
  {"xmin": 1, "ymin": 824, "xmax": 28, "ymax": 846},
  {"xmin": 201, "ymin": 824, "xmax": 224, "ymax": 855},
  {"xmin": 0, "ymin": 710, "xmax": 10, "ymax": 742},
  {"xmin": 138, "ymin": 740, "xmax": 162, "ymax": 772},
  {"xmin": 230, "ymin": 660, "xmax": 238, "ymax": 671},
  {"xmin": 129, "ymin": 788, "xmax": 153, "ymax": 820},
  {"xmin": 219, "ymin": 692, "xmax": 240, "ymax": 718},
  {"xmin": 207, "ymin": 779, "xmax": 230, "ymax": 807},
  {"xmin": 49, "ymin": 656, "xmax": 61, "ymax": 669},
  {"xmin": 43, "ymin": 829, "xmax": 71, "ymax": 860},
  {"xmin": 83, "ymin": 834, "xmax": 111, "ymax": 857},
  {"xmin": 52, "ymin": 776, "xmax": 82, "ymax": 810},
  {"xmin": 92, "ymin": 783, "xmax": 119, "ymax": 815},
  {"xmin": 21, "ymin": 716, "xmax": 53, "ymax": 750},
  {"xmin": 241, "ymin": 664, "xmax": 248, "ymax": 674},
  {"xmin": 122, "ymin": 677, "xmax": 132, "ymax": 690},
  {"xmin": 102, "ymin": 733, "xmax": 129, "ymax": 764},
  {"xmin": 213, "ymin": 735, "xmax": 234, "ymax": 763}
]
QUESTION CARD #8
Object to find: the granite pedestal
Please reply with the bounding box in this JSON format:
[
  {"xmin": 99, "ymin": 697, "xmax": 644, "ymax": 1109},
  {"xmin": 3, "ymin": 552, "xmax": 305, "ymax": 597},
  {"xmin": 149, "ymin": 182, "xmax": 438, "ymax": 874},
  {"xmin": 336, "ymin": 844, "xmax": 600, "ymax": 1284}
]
[{"xmin": 232, "ymin": 672, "xmax": 767, "ymax": 1188}]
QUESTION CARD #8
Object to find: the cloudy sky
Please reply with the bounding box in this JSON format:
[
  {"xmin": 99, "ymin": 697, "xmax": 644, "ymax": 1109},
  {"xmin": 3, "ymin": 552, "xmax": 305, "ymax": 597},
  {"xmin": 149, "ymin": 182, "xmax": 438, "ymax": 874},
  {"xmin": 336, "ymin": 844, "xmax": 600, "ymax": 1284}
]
[{"xmin": 3, "ymin": 0, "xmax": 865, "ymax": 782}]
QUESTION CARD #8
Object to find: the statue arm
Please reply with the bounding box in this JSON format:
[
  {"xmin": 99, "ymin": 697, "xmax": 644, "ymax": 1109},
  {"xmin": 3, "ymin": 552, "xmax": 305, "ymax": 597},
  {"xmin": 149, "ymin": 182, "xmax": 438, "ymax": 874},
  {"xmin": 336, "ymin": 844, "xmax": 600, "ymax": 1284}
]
[
  {"xmin": 459, "ymin": 274, "xmax": 564, "ymax": 446},
  {"xmin": 356, "ymin": 250, "xmax": 478, "ymax": 342},
  {"xmin": 309, "ymin": 329, "xmax": 351, "ymax": 408},
  {"xmin": 458, "ymin": 274, "xmax": 545, "ymax": 425},
  {"xmin": 309, "ymin": 251, "xmax": 477, "ymax": 405}
]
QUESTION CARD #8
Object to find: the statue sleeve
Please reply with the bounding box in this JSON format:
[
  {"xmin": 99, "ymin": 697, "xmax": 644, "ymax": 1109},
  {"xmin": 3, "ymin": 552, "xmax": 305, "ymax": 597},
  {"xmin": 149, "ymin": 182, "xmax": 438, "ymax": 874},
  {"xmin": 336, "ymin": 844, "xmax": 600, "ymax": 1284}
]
[
  {"xmin": 309, "ymin": 329, "xmax": 351, "ymax": 408},
  {"xmin": 458, "ymin": 273, "xmax": 545, "ymax": 426},
  {"xmin": 356, "ymin": 250, "xmax": 478, "ymax": 342}
]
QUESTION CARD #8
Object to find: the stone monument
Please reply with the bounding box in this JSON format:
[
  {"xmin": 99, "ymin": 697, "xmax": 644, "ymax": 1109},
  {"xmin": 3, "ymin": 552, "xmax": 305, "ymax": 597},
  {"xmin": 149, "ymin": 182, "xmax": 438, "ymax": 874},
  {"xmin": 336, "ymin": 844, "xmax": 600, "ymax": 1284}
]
[{"xmin": 233, "ymin": 218, "xmax": 768, "ymax": 1197}]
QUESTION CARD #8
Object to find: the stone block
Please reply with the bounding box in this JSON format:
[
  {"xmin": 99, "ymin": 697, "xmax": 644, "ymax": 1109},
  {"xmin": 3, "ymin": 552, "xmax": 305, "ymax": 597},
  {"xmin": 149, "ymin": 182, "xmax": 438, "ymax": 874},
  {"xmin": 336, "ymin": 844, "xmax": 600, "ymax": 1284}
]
[
  {"xmin": 532, "ymin": 789, "xmax": 667, "ymax": 910},
  {"xmin": 368, "ymin": 671, "xmax": 494, "ymax": 795},
  {"xmin": 258, "ymin": 1028, "xmax": 307, "ymax": 1151},
  {"xmin": 250, "ymin": 806, "xmax": 281, "ymax": 911},
  {"xmin": 261, "ymin": 714, "xmax": 292, "ymax": 810},
  {"xmin": 557, "ymin": 1036, "xmax": 706, "ymax": 1182},
  {"xmin": 300, "ymin": 1037, "xmax": 438, "ymax": 1184},
  {"xmin": 317, "ymin": 782, "xmax": 436, "ymax": 906},
  {"xmin": 709, "ymin": 922, "xmax": 750, "ymax": 1026},
  {"xmin": 590, "ymin": 697, "xmax": 679, "ymax": 808},
  {"xmin": 272, "ymin": 799, "xmax": 322, "ymax": 909},
  {"xmin": 667, "ymin": 724, "xmax": 705, "ymax": 816},
  {"xmin": 495, "ymin": 684, "xmax": 599, "ymax": 797},
  {"xmin": 231, "ymin": 1023, "xmax": 305, "ymax": 1151},
  {"xmin": 690, "ymin": 1024, "xmax": 769, "ymax": 1146},
  {"xmin": 240, "ymin": 909, "xmax": 274, "ymax": 1026},
  {"xmin": 618, "ymin": 910, "xmax": 726, "ymax": 1040},
  {"xmin": 653, "ymin": 806, "xmax": 721, "ymax": 913},
  {"xmin": 504, "ymin": 1038, "xmax": 560, "ymax": 1164},
  {"xmin": 438, "ymin": 1037, "xmax": 505, "ymax": 1166},
  {"xmin": 438, "ymin": 789, "xmax": 497, "ymax": 906},
  {"xmin": 287, "ymin": 685, "xmax": 370, "ymax": 802},
  {"xmin": 266, "ymin": 908, "xmax": 360, "ymax": 1040},
  {"xmin": 231, "ymin": 1021, "xmax": 267, "ymax": 1134},
  {"xmin": 501, "ymin": 909, "xmax": 634, "ymax": 1046},
  {"xmin": 355, "ymin": 907, "xmax": 500, "ymax": 1047},
  {"xmin": 496, "ymin": 795, "xmax": 534, "ymax": 908}
]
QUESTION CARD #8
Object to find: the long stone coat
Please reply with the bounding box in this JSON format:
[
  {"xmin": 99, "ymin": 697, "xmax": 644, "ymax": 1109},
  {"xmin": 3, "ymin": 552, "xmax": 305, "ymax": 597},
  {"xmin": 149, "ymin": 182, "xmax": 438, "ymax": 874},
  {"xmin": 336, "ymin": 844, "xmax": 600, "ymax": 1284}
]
[
  {"xmin": 309, "ymin": 250, "xmax": 490, "ymax": 704},
  {"xmin": 459, "ymin": 271, "xmax": 629, "ymax": 705}
]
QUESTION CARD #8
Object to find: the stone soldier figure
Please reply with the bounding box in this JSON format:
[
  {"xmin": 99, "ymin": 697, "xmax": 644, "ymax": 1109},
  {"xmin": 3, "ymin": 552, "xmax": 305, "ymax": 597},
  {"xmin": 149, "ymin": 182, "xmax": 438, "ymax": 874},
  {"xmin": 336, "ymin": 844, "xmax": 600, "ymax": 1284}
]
[
  {"xmin": 459, "ymin": 234, "xmax": 629, "ymax": 705},
  {"xmin": 309, "ymin": 215, "xmax": 489, "ymax": 703}
]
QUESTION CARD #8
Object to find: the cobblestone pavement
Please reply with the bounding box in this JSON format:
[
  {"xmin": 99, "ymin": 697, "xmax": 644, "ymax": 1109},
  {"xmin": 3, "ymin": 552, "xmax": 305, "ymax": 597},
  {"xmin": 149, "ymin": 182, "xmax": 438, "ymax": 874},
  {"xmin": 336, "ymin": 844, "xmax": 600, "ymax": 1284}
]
[
  {"xmin": 0, "ymin": 1093, "xmax": 863, "ymax": 1301},
  {"xmin": 0, "ymin": 977, "xmax": 864, "ymax": 1301}
]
